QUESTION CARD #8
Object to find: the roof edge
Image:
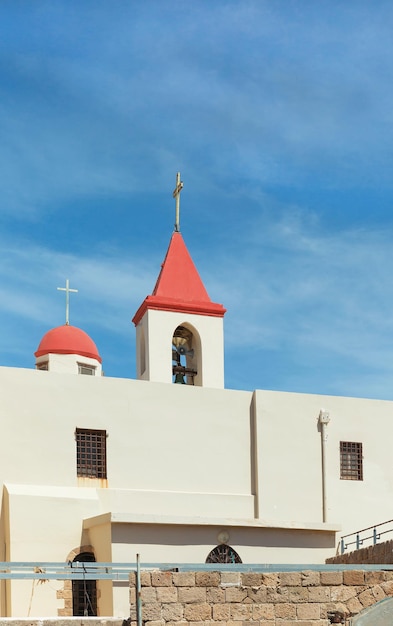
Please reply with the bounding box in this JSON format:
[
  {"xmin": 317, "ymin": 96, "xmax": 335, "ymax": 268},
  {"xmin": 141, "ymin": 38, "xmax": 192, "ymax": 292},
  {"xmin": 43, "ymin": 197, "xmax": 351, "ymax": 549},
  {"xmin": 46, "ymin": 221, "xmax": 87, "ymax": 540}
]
[
  {"xmin": 34, "ymin": 348, "xmax": 103, "ymax": 363},
  {"xmin": 132, "ymin": 296, "xmax": 226, "ymax": 326}
]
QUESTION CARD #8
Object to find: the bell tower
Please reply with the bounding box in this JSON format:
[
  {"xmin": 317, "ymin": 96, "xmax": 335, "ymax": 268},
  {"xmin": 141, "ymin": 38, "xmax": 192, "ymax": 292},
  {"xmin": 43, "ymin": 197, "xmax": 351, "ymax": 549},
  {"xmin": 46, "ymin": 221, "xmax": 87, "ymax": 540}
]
[{"xmin": 132, "ymin": 173, "xmax": 226, "ymax": 388}]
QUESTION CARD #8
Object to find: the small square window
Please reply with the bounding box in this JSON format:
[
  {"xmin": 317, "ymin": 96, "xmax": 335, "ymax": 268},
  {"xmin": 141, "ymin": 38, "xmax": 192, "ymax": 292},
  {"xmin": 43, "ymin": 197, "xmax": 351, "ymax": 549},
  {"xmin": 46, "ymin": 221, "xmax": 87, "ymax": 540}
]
[
  {"xmin": 340, "ymin": 441, "xmax": 363, "ymax": 480},
  {"xmin": 36, "ymin": 362, "xmax": 48, "ymax": 371},
  {"xmin": 76, "ymin": 428, "xmax": 107, "ymax": 479}
]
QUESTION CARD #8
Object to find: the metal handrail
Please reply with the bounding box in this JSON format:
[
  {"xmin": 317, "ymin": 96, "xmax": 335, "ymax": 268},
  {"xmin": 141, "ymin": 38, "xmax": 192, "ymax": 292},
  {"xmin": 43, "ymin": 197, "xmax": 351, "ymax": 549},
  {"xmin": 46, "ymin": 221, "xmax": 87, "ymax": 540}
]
[{"xmin": 340, "ymin": 518, "xmax": 393, "ymax": 554}]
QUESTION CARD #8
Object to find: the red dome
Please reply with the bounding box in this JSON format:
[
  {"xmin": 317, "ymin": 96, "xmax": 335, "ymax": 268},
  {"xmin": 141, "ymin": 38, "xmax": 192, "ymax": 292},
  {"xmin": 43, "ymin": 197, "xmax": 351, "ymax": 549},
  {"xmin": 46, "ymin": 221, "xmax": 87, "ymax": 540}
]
[{"xmin": 35, "ymin": 325, "xmax": 102, "ymax": 363}]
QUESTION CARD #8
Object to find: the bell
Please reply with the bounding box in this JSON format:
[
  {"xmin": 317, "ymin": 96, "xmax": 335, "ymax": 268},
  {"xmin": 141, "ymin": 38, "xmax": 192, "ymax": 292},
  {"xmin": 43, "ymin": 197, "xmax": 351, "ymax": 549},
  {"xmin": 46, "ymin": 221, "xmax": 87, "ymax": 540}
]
[{"xmin": 174, "ymin": 373, "xmax": 186, "ymax": 384}]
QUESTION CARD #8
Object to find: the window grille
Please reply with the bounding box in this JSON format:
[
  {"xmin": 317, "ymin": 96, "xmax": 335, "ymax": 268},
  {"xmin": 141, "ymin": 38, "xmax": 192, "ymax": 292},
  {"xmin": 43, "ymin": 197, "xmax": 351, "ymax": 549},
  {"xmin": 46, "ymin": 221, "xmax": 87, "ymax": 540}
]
[
  {"xmin": 78, "ymin": 364, "xmax": 96, "ymax": 375},
  {"xmin": 205, "ymin": 544, "xmax": 242, "ymax": 564},
  {"xmin": 76, "ymin": 428, "xmax": 107, "ymax": 479},
  {"xmin": 340, "ymin": 441, "xmax": 363, "ymax": 480}
]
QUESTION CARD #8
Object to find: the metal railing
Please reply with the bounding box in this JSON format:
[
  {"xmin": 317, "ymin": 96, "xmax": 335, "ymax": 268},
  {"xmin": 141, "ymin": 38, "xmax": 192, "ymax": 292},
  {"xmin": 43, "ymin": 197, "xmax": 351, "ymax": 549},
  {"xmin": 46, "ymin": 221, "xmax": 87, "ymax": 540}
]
[
  {"xmin": 2, "ymin": 561, "xmax": 393, "ymax": 580},
  {"xmin": 340, "ymin": 518, "xmax": 393, "ymax": 554}
]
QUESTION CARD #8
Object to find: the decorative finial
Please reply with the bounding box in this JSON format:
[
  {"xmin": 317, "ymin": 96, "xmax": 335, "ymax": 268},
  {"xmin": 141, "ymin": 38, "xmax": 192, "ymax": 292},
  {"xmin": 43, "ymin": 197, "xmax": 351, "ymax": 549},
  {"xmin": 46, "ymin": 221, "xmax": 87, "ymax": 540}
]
[
  {"xmin": 172, "ymin": 171, "xmax": 184, "ymax": 232},
  {"xmin": 57, "ymin": 279, "xmax": 78, "ymax": 325}
]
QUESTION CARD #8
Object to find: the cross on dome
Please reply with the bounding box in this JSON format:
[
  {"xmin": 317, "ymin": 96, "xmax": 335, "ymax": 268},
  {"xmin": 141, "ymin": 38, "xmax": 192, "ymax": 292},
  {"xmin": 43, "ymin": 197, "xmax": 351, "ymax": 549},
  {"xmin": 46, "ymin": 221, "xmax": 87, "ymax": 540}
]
[
  {"xmin": 57, "ymin": 279, "xmax": 78, "ymax": 325},
  {"xmin": 172, "ymin": 171, "xmax": 184, "ymax": 232}
]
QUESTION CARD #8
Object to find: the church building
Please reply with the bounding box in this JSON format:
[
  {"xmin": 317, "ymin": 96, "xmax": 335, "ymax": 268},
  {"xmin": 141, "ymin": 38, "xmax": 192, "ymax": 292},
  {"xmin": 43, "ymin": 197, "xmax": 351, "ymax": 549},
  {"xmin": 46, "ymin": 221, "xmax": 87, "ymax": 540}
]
[{"xmin": 0, "ymin": 175, "xmax": 392, "ymax": 617}]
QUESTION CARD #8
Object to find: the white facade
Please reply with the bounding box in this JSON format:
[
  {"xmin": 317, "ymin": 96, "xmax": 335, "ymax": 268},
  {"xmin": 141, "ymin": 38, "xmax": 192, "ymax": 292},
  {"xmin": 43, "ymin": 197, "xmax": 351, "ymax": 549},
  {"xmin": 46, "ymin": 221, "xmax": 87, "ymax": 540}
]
[
  {"xmin": 0, "ymin": 230, "xmax": 392, "ymax": 617},
  {"xmin": 1, "ymin": 366, "xmax": 393, "ymax": 615}
]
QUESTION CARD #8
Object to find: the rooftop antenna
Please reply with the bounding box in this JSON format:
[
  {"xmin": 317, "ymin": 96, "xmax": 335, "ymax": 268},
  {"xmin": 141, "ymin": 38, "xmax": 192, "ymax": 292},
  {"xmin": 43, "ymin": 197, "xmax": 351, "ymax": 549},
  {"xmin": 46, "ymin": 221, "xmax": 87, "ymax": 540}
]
[
  {"xmin": 172, "ymin": 171, "xmax": 184, "ymax": 232},
  {"xmin": 57, "ymin": 278, "xmax": 78, "ymax": 325}
]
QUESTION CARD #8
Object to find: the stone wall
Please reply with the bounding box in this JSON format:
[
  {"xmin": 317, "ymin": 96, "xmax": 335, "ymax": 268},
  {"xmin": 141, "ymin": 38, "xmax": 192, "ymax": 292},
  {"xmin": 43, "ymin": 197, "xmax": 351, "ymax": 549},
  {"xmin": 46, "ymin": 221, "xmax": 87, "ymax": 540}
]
[
  {"xmin": 129, "ymin": 569, "xmax": 393, "ymax": 625},
  {"xmin": 326, "ymin": 539, "xmax": 393, "ymax": 565}
]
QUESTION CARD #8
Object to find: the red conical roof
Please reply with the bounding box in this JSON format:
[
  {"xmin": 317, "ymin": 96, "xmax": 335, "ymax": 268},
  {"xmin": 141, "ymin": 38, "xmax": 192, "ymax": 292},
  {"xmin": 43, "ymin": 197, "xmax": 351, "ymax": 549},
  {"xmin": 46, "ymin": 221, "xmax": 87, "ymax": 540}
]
[
  {"xmin": 35, "ymin": 324, "xmax": 102, "ymax": 363},
  {"xmin": 132, "ymin": 232, "xmax": 226, "ymax": 325}
]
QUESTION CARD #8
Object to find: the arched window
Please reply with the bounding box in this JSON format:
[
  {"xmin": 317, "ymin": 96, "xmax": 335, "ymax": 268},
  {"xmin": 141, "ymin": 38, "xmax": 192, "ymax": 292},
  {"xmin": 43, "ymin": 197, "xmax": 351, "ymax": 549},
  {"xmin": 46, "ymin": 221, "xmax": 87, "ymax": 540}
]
[
  {"xmin": 72, "ymin": 551, "xmax": 97, "ymax": 616},
  {"xmin": 205, "ymin": 544, "xmax": 242, "ymax": 564}
]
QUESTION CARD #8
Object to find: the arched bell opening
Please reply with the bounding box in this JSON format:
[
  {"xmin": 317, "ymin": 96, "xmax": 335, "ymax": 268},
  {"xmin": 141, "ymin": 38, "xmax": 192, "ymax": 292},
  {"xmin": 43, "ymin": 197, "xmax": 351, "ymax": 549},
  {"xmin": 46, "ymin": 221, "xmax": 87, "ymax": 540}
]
[{"xmin": 172, "ymin": 324, "xmax": 199, "ymax": 385}]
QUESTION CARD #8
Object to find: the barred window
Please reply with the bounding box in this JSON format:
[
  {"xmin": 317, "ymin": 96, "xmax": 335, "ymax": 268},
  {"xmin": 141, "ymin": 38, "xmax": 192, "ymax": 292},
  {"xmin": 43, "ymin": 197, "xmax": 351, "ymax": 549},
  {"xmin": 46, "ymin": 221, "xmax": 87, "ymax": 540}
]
[
  {"xmin": 78, "ymin": 363, "xmax": 96, "ymax": 376},
  {"xmin": 340, "ymin": 441, "xmax": 363, "ymax": 481},
  {"xmin": 205, "ymin": 544, "xmax": 242, "ymax": 564},
  {"xmin": 76, "ymin": 428, "xmax": 107, "ymax": 479}
]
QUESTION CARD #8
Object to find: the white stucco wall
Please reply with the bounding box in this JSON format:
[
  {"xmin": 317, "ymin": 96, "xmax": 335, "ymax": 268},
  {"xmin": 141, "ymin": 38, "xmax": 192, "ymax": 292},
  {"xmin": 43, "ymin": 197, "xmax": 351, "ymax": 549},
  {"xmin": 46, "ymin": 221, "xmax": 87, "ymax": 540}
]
[
  {"xmin": 1, "ymin": 364, "xmax": 393, "ymax": 615},
  {"xmin": 254, "ymin": 389, "xmax": 393, "ymax": 537}
]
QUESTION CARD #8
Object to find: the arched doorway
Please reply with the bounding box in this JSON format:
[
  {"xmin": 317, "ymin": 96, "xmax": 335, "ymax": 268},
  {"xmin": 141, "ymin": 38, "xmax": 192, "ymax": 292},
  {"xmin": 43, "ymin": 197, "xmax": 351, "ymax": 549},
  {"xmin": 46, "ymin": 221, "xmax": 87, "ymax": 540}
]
[{"xmin": 72, "ymin": 551, "xmax": 97, "ymax": 616}]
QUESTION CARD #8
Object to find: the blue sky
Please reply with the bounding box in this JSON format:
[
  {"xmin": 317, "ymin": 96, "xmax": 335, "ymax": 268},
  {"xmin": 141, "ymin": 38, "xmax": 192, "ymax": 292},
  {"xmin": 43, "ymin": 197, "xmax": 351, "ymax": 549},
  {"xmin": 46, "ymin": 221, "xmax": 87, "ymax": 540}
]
[{"xmin": 2, "ymin": 1, "xmax": 393, "ymax": 398}]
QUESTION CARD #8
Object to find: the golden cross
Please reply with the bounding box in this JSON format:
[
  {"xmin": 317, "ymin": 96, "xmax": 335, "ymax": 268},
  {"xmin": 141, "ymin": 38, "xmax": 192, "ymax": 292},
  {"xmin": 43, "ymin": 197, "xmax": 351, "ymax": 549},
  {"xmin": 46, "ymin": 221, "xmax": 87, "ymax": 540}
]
[{"xmin": 172, "ymin": 171, "xmax": 184, "ymax": 232}]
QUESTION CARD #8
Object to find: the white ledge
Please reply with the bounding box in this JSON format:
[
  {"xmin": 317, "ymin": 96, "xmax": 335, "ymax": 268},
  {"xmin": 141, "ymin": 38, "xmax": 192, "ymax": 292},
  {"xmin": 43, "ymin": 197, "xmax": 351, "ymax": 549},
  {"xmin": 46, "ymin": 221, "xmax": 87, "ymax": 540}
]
[{"xmin": 83, "ymin": 511, "xmax": 340, "ymax": 533}]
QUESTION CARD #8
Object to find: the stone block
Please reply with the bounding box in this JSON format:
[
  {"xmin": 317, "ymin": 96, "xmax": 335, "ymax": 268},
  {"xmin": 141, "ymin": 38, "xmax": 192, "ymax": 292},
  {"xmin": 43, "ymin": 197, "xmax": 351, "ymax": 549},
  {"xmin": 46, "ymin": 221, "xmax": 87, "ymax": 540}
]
[
  {"xmin": 225, "ymin": 586, "xmax": 248, "ymax": 602},
  {"xmin": 274, "ymin": 602, "xmax": 296, "ymax": 619},
  {"xmin": 261, "ymin": 572, "xmax": 279, "ymax": 587},
  {"xmin": 184, "ymin": 603, "xmax": 212, "ymax": 621},
  {"xmin": 343, "ymin": 570, "xmax": 365, "ymax": 585},
  {"xmin": 307, "ymin": 586, "xmax": 330, "ymax": 602},
  {"xmin": 280, "ymin": 572, "xmax": 301, "ymax": 587},
  {"xmin": 241, "ymin": 572, "xmax": 263, "ymax": 586},
  {"xmin": 320, "ymin": 571, "xmax": 343, "ymax": 586},
  {"xmin": 178, "ymin": 586, "xmax": 207, "ymax": 603},
  {"xmin": 130, "ymin": 607, "xmax": 137, "ymax": 620},
  {"xmin": 173, "ymin": 571, "xmax": 196, "ymax": 587},
  {"xmin": 129, "ymin": 587, "xmax": 136, "ymax": 603},
  {"xmin": 297, "ymin": 603, "xmax": 321, "ymax": 619},
  {"xmin": 330, "ymin": 585, "xmax": 357, "ymax": 602},
  {"xmin": 372, "ymin": 584, "xmax": 386, "ymax": 602},
  {"xmin": 212, "ymin": 602, "xmax": 231, "ymax": 620},
  {"xmin": 141, "ymin": 571, "xmax": 152, "ymax": 586},
  {"xmin": 196, "ymin": 571, "xmax": 220, "ymax": 587},
  {"xmin": 230, "ymin": 603, "xmax": 253, "ymax": 620},
  {"xmin": 321, "ymin": 601, "xmax": 347, "ymax": 617},
  {"xmin": 207, "ymin": 586, "xmax": 225, "ymax": 603},
  {"xmin": 151, "ymin": 571, "xmax": 173, "ymax": 587},
  {"xmin": 162, "ymin": 603, "xmax": 184, "ymax": 621},
  {"xmin": 287, "ymin": 585, "xmax": 308, "ymax": 603},
  {"xmin": 247, "ymin": 586, "xmax": 268, "ymax": 603},
  {"xmin": 346, "ymin": 596, "xmax": 363, "ymax": 614},
  {"xmin": 272, "ymin": 622, "xmax": 325, "ymax": 626},
  {"xmin": 252, "ymin": 602, "xmax": 275, "ymax": 619},
  {"xmin": 382, "ymin": 580, "xmax": 393, "ymax": 595},
  {"xmin": 358, "ymin": 588, "xmax": 375, "ymax": 608},
  {"xmin": 365, "ymin": 570, "xmax": 386, "ymax": 584},
  {"xmin": 142, "ymin": 603, "xmax": 162, "ymax": 621},
  {"xmin": 145, "ymin": 621, "xmax": 165, "ymax": 626},
  {"xmin": 302, "ymin": 570, "xmax": 320, "ymax": 586},
  {"xmin": 141, "ymin": 586, "xmax": 157, "ymax": 602},
  {"xmin": 156, "ymin": 586, "xmax": 178, "ymax": 602},
  {"xmin": 221, "ymin": 571, "xmax": 241, "ymax": 585},
  {"xmin": 266, "ymin": 586, "xmax": 289, "ymax": 603}
]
